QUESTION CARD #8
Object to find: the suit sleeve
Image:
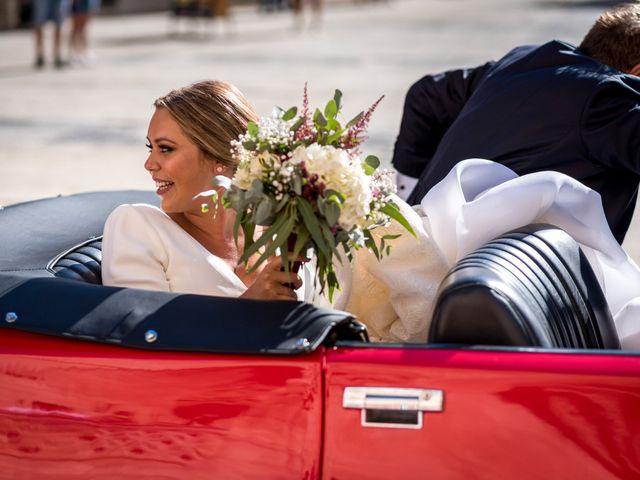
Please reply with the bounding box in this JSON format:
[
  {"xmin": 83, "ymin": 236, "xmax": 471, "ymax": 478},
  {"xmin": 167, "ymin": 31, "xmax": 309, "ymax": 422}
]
[
  {"xmin": 102, "ymin": 204, "xmax": 172, "ymax": 292},
  {"xmin": 392, "ymin": 61, "xmax": 495, "ymax": 178},
  {"xmin": 580, "ymin": 77, "xmax": 640, "ymax": 172}
]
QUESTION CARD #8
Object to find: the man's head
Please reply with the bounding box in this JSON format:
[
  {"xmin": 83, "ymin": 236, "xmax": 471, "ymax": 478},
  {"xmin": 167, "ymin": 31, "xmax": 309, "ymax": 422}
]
[{"xmin": 580, "ymin": 3, "xmax": 640, "ymax": 75}]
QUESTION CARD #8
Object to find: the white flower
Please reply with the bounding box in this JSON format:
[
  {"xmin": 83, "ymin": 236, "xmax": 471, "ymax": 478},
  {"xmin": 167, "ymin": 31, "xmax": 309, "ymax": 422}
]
[{"xmin": 291, "ymin": 144, "xmax": 373, "ymax": 229}]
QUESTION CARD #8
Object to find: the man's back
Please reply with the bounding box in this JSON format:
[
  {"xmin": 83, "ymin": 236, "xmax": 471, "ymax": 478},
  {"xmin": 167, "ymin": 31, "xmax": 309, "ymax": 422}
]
[{"xmin": 398, "ymin": 41, "xmax": 640, "ymax": 242}]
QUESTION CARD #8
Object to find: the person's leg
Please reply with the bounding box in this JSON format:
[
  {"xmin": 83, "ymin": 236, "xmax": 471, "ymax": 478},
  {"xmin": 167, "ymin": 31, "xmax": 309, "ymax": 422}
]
[
  {"xmin": 53, "ymin": 0, "xmax": 71, "ymax": 67},
  {"xmin": 32, "ymin": 0, "xmax": 46, "ymax": 67}
]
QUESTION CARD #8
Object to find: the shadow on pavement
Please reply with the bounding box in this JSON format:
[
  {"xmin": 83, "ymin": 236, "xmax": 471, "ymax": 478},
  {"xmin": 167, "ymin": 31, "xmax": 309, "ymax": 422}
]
[{"xmin": 537, "ymin": 0, "xmax": 622, "ymax": 8}]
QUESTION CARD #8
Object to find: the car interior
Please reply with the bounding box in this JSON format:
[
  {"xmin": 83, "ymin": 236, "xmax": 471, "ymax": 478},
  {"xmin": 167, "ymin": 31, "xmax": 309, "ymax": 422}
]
[{"xmin": 0, "ymin": 191, "xmax": 621, "ymax": 353}]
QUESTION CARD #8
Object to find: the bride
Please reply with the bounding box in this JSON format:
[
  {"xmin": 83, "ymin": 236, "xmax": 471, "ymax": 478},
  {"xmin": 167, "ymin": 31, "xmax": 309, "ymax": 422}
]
[{"xmin": 102, "ymin": 80, "xmax": 640, "ymax": 349}]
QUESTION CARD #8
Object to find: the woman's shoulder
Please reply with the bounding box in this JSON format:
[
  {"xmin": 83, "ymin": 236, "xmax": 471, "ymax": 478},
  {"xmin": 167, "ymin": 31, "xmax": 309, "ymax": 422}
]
[
  {"xmin": 104, "ymin": 203, "xmax": 175, "ymax": 238},
  {"xmin": 107, "ymin": 203, "xmax": 171, "ymax": 226}
]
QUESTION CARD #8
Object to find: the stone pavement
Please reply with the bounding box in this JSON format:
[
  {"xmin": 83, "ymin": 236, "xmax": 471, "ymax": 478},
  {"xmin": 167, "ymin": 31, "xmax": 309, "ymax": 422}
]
[{"xmin": 1, "ymin": 0, "xmax": 637, "ymax": 260}]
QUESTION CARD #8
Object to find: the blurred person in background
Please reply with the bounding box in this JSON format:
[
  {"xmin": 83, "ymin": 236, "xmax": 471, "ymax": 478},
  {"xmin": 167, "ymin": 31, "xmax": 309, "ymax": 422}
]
[
  {"xmin": 69, "ymin": 0, "xmax": 100, "ymax": 66},
  {"xmin": 392, "ymin": 3, "xmax": 640, "ymax": 244},
  {"xmin": 291, "ymin": 0, "xmax": 322, "ymax": 29},
  {"xmin": 32, "ymin": 0, "xmax": 71, "ymax": 68}
]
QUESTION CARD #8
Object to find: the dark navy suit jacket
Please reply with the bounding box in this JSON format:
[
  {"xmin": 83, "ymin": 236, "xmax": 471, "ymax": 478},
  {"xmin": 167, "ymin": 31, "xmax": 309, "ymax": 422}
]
[{"xmin": 394, "ymin": 41, "xmax": 640, "ymax": 243}]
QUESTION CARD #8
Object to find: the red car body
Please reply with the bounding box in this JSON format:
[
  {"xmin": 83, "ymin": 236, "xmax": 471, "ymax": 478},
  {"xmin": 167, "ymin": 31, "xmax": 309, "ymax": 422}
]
[
  {"xmin": 1, "ymin": 191, "xmax": 639, "ymax": 479},
  {"xmin": 2, "ymin": 330, "xmax": 639, "ymax": 479}
]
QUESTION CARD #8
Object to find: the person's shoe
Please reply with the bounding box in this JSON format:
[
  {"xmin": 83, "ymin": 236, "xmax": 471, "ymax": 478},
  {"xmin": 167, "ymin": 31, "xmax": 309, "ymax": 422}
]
[
  {"xmin": 34, "ymin": 55, "xmax": 45, "ymax": 69},
  {"xmin": 54, "ymin": 57, "xmax": 66, "ymax": 69}
]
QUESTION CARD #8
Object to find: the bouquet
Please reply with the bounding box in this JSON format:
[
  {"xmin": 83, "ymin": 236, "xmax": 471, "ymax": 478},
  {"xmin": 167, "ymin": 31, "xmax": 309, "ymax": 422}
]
[{"xmin": 206, "ymin": 86, "xmax": 415, "ymax": 301}]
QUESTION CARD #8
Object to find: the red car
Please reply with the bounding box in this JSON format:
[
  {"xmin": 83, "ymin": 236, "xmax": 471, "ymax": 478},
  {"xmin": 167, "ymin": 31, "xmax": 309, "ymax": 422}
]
[{"xmin": 1, "ymin": 191, "xmax": 639, "ymax": 479}]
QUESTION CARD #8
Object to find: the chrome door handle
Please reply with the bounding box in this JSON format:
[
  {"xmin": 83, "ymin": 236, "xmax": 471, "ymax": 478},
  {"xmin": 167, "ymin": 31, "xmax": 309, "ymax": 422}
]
[{"xmin": 343, "ymin": 387, "xmax": 444, "ymax": 429}]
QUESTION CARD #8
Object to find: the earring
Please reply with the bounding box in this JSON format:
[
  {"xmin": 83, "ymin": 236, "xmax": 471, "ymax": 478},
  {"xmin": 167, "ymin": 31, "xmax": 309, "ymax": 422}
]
[{"xmin": 216, "ymin": 164, "xmax": 223, "ymax": 173}]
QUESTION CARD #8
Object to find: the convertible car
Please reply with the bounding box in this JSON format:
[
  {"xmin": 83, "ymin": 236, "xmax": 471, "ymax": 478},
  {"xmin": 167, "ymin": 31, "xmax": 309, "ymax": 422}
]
[{"xmin": 0, "ymin": 191, "xmax": 639, "ymax": 479}]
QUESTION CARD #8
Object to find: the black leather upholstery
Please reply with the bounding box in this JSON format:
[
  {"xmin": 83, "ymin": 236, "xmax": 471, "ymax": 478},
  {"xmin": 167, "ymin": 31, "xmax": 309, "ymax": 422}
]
[
  {"xmin": 48, "ymin": 237, "xmax": 103, "ymax": 284},
  {"xmin": 429, "ymin": 224, "xmax": 621, "ymax": 349}
]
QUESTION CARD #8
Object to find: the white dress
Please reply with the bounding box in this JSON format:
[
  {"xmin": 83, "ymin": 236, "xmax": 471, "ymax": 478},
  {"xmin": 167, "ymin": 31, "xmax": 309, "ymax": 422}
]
[
  {"xmin": 102, "ymin": 160, "xmax": 640, "ymax": 349},
  {"xmin": 101, "ymin": 204, "xmax": 316, "ymax": 300}
]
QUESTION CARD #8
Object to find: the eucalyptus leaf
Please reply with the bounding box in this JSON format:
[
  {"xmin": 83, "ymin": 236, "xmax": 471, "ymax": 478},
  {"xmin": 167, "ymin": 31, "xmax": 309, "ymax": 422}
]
[
  {"xmin": 363, "ymin": 155, "xmax": 380, "ymax": 176},
  {"xmin": 292, "ymin": 175, "xmax": 302, "ymax": 195},
  {"xmin": 290, "ymin": 117, "xmax": 305, "ymax": 133},
  {"xmin": 334, "ymin": 89, "xmax": 343, "ymax": 111},
  {"xmin": 212, "ymin": 175, "xmax": 232, "ymax": 189},
  {"xmin": 314, "ymin": 108, "xmax": 328, "ymax": 128},
  {"xmin": 247, "ymin": 122, "xmax": 259, "ymax": 137},
  {"xmin": 324, "ymin": 99, "xmax": 337, "ymax": 120},
  {"xmin": 192, "ymin": 189, "xmax": 217, "ymax": 200},
  {"xmin": 255, "ymin": 197, "xmax": 276, "ymax": 225},
  {"xmin": 282, "ymin": 106, "xmax": 298, "ymax": 121},
  {"xmin": 324, "ymin": 201, "xmax": 340, "ymax": 227},
  {"xmin": 346, "ymin": 111, "xmax": 363, "ymax": 128}
]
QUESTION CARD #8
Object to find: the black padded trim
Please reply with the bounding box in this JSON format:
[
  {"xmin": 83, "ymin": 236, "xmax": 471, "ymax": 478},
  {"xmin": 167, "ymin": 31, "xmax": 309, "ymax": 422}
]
[
  {"xmin": 0, "ymin": 276, "xmax": 367, "ymax": 354},
  {"xmin": 429, "ymin": 224, "xmax": 620, "ymax": 350},
  {"xmin": 47, "ymin": 237, "xmax": 103, "ymax": 284}
]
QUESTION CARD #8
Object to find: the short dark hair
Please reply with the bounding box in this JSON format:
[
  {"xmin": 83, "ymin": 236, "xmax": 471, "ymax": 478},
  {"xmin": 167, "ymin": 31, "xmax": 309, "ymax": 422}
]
[{"xmin": 579, "ymin": 3, "xmax": 640, "ymax": 72}]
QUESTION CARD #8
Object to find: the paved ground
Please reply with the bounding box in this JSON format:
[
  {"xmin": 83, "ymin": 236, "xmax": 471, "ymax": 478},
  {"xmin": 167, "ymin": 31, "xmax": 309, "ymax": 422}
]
[{"xmin": 1, "ymin": 0, "xmax": 637, "ymax": 259}]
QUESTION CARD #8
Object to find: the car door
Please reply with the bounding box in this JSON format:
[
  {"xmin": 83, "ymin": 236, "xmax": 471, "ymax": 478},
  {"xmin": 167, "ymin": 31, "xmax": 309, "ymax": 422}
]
[
  {"xmin": 0, "ymin": 329, "xmax": 324, "ymax": 480},
  {"xmin": 322, "ymin": 343, "xmax": 640, "ymax": 480}
]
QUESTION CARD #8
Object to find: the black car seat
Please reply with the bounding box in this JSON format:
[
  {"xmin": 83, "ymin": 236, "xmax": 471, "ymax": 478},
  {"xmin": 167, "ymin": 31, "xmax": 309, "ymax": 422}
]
[
  {"xmin": 429, "ymin": 224, "xmax": 621, "ymax": 349},
  {"xmin": 48, "ymin": 237, "xmax": 103, "ymax": 284}
]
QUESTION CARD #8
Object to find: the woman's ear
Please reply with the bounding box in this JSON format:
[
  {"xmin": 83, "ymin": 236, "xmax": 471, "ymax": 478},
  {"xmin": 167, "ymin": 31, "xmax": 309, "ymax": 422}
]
[{"xmin": 628, "ymin": 63, "xmax": 640, "ymax": 77}]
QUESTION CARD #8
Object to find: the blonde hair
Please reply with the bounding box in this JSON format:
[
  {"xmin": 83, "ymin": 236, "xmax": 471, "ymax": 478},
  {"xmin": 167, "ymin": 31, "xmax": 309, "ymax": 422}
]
[
  {"xmin": 154, "ymin": 80, "xmax": 257, "ymax": 168},
  {"xmin": 579, "ymin": 3, "xmax": 640, "ymax": 72}
]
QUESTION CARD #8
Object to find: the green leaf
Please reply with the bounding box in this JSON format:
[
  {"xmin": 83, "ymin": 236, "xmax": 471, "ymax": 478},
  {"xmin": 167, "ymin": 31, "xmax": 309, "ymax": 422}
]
[
  {"xmin": 243, "ymin": 140, "xmax": 257, "ymax": 150},
  {"xmin": 239, "ymin": 212, "xmax": 289, "ymax": 265},
  {"xmin": 346, "ymin": 111, "xmax": 363, "ymax": 128},
  {"xmin": 282, "ymin": 106, "xmax": 298, "ymax": 121},
  {"xmin": 297, "ymin": 197, "xmax": 330, "ymax": 258},
  {"xmin": 292, "ymin": 175, "xmax": 302, "ymax": 196},
  {"xmin": 314, "ymin": 108, "xmax": 328, "ymax": 128},
  {"xmin": 364, "ymin": 229, "xmax": 380, "ymax": 260},
  {"xmin": 324, "ymin": 99, "xmax": 337, "ymax": 120},
  {"xmin": 253, "ymin": 214, "xmax": 295, "ymax": 272},
  {"xmin": 363, "ymin": 155, "xmax": 380, "ymax": 176},
  {"xmin": 255, "ymin": 197, "xmax": 275, "ymax": 225},
  {"xmin": 324, "ymin": 201, "xmax": 340, "ymax": 227},
  {"xmin": 324, "ymin": 189, "xmax": 345, "ymax": 205},
  {"xmin": 327, "ymin": 267, "xmax": 339, "ymax": 303},
  {"xmin": 290, "ymin": 116, "xmax": 305, "ymax": 133},
  {"xmin": 380, "ymin": 202, "xmax": 417, "ymax": 237},
  {"xmin": 382, "ymin": 234, "xmax": 402, "ymax": 240},
  {"xmin": 333, "ymin": 89, "xmax": 343, "ymax": 111},
  {"xmin": 233, "ymin": 210, "xmax": 243, "ymax": 247},
  {"xmin": 247, "ymin": 122, "xmax": 259, "ymax": 137},
  {"xmin": 292, "ymin": 228, "xmax": 310, "ymax": 262},
  {"xmin": 241, "ymin": 220, "xmax": 256, "ymax": 259},
  {"xmin": 276, "ymin": 193, "xmax": 290, "ymax": 212}
]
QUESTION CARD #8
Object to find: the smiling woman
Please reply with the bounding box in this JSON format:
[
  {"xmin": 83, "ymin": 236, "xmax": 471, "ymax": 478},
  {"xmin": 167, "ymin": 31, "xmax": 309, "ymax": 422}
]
[{"xmin": 102, "ymin": 80, "xmax": 310, "ymax": 301}]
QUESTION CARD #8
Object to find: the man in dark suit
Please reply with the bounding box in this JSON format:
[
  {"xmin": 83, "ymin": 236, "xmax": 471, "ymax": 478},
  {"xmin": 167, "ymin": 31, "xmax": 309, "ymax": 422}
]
[{"xmin": 393, "ymin": 3, "xmax": 640, "ymax": 243}]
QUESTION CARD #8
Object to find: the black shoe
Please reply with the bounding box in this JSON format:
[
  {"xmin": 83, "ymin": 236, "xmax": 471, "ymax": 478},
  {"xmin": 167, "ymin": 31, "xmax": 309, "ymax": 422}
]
[
  {"xmin": 35, "ymin": 55, "xmax": 44, "ymax": 69},
  {"xmin": 54, "ymin": 57, "xmax": 66, "ymax": 69}
]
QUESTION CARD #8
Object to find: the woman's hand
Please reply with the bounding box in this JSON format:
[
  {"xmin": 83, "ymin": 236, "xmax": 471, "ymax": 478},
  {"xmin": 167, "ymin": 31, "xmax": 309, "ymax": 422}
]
[{"xmin": 240, "ymin": 256, "xmax": 303, "ymax": 301}]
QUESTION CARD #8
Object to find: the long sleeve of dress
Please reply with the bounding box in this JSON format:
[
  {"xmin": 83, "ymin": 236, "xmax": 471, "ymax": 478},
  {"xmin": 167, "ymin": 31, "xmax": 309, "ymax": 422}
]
[{"xmin": 392, "ymin": 62, "xmax": 495, "ymax": 178}]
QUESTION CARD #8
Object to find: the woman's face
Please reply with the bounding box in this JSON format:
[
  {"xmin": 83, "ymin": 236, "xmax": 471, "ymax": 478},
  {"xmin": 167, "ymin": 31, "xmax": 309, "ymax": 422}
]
[{"xmin": 144, "ymin": 108, "xmax": 216, "ymax": 214}]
